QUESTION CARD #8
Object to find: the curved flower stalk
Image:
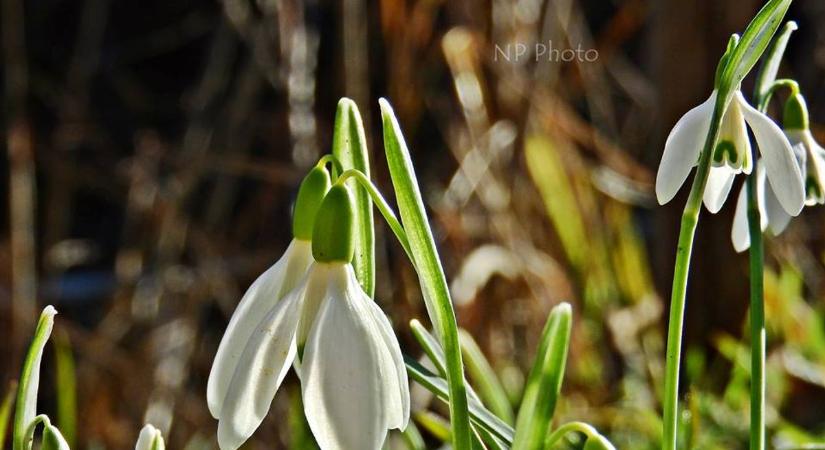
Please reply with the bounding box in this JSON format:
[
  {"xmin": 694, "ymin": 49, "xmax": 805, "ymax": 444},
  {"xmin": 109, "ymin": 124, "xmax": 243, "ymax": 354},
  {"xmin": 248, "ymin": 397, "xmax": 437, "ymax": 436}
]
[
  {"xmin": 656, "ymin": 88, "xmax": 803, "ymax": 215},
  {"xmin": 206, "ymin": 164, "xmax": 328, "ymax": 419},
  {"xmin": 135, "ymin": 424, "xmax": 165, "ymax": 450},
  {"xmin": 212, "ymin": 184, "xmax": 409, "ymax": 450}
]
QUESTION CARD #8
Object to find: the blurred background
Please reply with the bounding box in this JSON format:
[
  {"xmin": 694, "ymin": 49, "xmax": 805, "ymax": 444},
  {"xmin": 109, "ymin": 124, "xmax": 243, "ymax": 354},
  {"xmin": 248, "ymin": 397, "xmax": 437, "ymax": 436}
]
[{"xmin": 2, "ymin": 0, "xmax": 825, "ymax": 448}]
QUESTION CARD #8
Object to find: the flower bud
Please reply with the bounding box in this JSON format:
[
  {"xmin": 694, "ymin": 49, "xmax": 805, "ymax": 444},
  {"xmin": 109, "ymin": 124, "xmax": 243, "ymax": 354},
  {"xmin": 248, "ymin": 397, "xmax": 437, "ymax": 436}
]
[
  {"xmin": 41, "ymin": 423, "xmax": 70, "ymax": 450},
  {"xmin": 783, "ymin": 93, "xmax": 810, "ymax": 131},
  {"xmin": 135, "ymin": 424, "xmax": 165, "ymax": 450},
  {"xmin": 293, "ymin": 166, "xmax": 332, "ymax": 240},
  {"xmin": 311, "ymin": 184, "xmax": 355, "ymax": 263}
]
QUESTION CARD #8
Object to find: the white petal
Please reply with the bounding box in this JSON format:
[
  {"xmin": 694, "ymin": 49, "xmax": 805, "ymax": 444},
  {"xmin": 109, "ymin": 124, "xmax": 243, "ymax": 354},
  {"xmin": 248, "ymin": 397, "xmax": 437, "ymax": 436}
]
[
  {"xmin": 808, "ymin": 141, "xmax": 825, "ymax": 205},
  {"xmin": 208, "ymin": 239, "xmax": 312, "ymax": 418},
  {"xmin": 217, "ymin": 287, "xmax": 303, "ymax": 450},
  {"xmin": 135, "ymin": 424, "xmax": 163, "ymax": 450},
  {"xmin": 656, "ymin": 92, "xmax": 716, "ymax": 204},
  {"xmin": 765, "ymin": 181, "xmax": 792, "ymax": 234},
  {"xmin": 702, "ymin": 166, "xmax": 736, "ymax": 213},
  {"xmin": 302, "ymin": 265, "xmax": 389, "ymax": 450},
  {"xmin": 357, "ymin": 275, "xmax": 410, "ymax": 430},
  {"xmin": 731, "ymin": 185, "xmax": 751, "ymax": 253},
  {"xmin": 739, "ymin": 92, "xmax": 805, "ymax": 215}
]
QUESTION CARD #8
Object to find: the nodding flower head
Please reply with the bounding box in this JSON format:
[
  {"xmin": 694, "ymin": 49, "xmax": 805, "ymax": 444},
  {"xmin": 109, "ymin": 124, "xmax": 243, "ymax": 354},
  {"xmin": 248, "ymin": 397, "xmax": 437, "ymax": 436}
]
[
  {"xmin": 784, "ymin": 93, "xmax": 825, "ymax": 206},
  {"xmin": 135, "ymin": 424, "xmax": 165, "ymax": 450},
  {"xmin": 656, "ymin": 89, "xmax": 804, "ymax": 216},
  {"xmin": 209, "ymin": 181, "xmax": 409, "ymax": 450}
]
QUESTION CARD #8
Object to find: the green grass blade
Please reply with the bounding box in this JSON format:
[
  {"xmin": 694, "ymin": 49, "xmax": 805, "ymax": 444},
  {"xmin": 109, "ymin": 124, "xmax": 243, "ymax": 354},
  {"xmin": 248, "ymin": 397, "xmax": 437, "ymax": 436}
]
[
  {"xmin": 14, "ymin": 306, "xmax": 57, "ymax": 450},
  {"xmin": 400, "ymin": 421, "xmax": 427, "ymax": 450},
  {"xmin": 410, "ymin": 319, "xmax": 448, "ymax": 377},
  {"xmin": 333, "ymin": 98, "xmax": 375, "ymax": 297},
  {"xmin": 0, "ymin": 381, "xmax": 17, "ymax": 450},
  {"xmin": 512, "ymin": 303, "xmax": 573, "ymax": 450},
  {"xmin": 53, "ymin": 331, "xmax": 77, "ymax": 448},
  {"xmin": 405, "ymin": 356, "xmax": 514, "ymax": 445},
  {"xmin": 459, "ymin": 330, "xmax": 515, "ymax": 425},
  {"xmin": 380, "ymin": 98, "xmax": 472, "ymax": 450}
]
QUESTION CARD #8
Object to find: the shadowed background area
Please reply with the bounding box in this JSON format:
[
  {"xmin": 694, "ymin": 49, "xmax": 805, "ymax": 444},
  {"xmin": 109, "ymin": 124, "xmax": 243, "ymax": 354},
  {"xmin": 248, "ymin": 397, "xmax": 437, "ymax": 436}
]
[{"xmin": 2, "ymin": 0, "xmax": 825, "ymax": 448}]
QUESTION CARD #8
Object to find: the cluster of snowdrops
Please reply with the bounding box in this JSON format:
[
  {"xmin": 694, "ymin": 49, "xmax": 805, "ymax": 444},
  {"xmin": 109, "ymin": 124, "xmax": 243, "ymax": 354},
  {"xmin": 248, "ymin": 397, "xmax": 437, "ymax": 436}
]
[{"xmin": 7, "ymin": 1, "xmax": 825, "ymax": 449}]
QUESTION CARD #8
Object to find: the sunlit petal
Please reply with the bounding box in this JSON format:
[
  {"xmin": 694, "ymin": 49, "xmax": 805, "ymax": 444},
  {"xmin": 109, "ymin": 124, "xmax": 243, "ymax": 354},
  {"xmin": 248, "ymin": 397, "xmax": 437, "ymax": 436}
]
[
  {"xmin": 135, "ymin": 424, "xmax": 164, "ymax": 450},
  {"xmin": 302, "ymin": 266, "xmax": 388, "ymax": 450},
  {"xmin": 656, "ymin": 92, "xmax": 716, "ymax": 204},
  {"xmin": 764, "ymin": 181, "xmax": 792, "ymax": 234},
  {"xmin": 703, "ymin": 166, "xmax": 736, "ymax": 213},
  {"xmin": 717, "ymin": 96, "xmax": 751, "ymax": 173},
  {"xmin": 208, "ymin": 239, "xmax": 312, "ymax": 418},
  {"xmin": 739, "ymin": 92, "xmax": 804, "ymax": 215},
  {"xmin": 731, "ymin": 185, "xmax": 751, "ymax": 253},
  {"xmin": 217, "ymin": 288, "xmax": 303, "ymax": 450},
  {"xmin": 356, "ymin": 272, "xmax": 409, "ymax": 430}
]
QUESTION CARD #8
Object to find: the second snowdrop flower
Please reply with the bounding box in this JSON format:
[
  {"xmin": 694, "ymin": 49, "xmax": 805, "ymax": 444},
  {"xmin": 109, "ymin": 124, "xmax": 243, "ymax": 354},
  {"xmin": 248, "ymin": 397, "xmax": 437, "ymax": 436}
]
[
  {"xmin": 656, "ymin": 87, "xmax": 804, "ymax": 215},
  {"xmin": 214, "ymin": 183, "xmax": 409, "ymax": 450},
  {"xmin": 135, "ymin": 424, "xmax": 165, "ymax": 450}
]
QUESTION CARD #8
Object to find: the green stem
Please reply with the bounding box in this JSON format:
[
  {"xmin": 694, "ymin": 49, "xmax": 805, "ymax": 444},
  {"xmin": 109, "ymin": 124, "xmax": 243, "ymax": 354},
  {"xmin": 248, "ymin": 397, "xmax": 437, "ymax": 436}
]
[
  {"xmin": 544, "ymin": 422, "xmax": 600, "ymax": 448},
  {"xmin": 662, "ymin": 96, "xmax": 726, "ymax": 450},
  {"xmin": 337, "ymin": 169, "xmax": 412, "ymax": 258},
  {"xmin": 745, "ymin": 148, "xmax": 766, "ymax": 450}
]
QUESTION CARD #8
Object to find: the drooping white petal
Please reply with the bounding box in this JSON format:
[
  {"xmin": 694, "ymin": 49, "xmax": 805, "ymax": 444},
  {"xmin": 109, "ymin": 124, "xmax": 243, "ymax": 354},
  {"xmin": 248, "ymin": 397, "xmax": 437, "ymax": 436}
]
[
  {"xmin": 357, "ymin": 274, "xmax": 410, "ymax": 430},
  {"xmin": 739, "ymin": 92, "xmax": 804, "ymax": 215},
  {"xmin": 217, "ymin": 287, "xmax": 304, "ymax": 450},
  {"xmin": 764, "ymin": 180, "xmax": 792, "ymax": 234},
  {"xmin": 703, "ymin": 166, "xmax": 736, "ymax": 213},
  {"xmin": 208, "ymin": 239, "xmax": 312, "ymax": 418},
  {"xmin": 135, "ymin": 424, "xmax": 164, "ymax": 450},
  {"xmin": 656, "ymin": 92, "xmax": 716, "ymax": 205},
  {"xmin": 302, "ymin": 264, "xmax": 388, "ymax": 450},
  {"xmin": 732, "ymin": 184, "xmax": 752, "ymax": 253},
  {"xmin": 807, "ymin": 140, "xmax": 825, "ymax": 205}
]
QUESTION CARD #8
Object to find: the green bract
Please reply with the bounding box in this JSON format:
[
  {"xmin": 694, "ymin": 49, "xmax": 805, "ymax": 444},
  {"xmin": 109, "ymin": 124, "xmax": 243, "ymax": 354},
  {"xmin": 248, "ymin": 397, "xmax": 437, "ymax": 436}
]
[
  {"xmin": 311, "ymin": 184, "xmax": 355, "ymax": 263},
  {"xmin": 783, "ymin": 93, "xmax": 809, "ymax": 130},
  {"xmin": 293, "ymin": 166, "xmax": 332, "ymax": 240},
  {"xmin": 718, "ymin": 0, "xmax": 792, "ymax": 96}
]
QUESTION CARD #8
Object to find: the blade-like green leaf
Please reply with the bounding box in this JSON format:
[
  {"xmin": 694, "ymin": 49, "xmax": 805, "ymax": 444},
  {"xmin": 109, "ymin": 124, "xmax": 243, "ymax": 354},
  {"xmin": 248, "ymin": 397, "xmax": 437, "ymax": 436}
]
[
  {"xmin": 14, "ymin": 306, "xmax": 57, "ymax": 450},
  {"xmin": 754, "ymin": 20, "xmax": 798, "ymax": 109},
  {"xmin": 380, "ymin": 98, "xmax": 472, "ymax": 450},
  {"xmin": 53, "ymin": 331, "xmax": 76, "ymax": 448},
  {"xmin": 512, "ymin": 303, "xmax": 573, "ymax": 450},
  {"xmin": 400, "ymin": 421, "xmax": 427, "ymax": 450},
  {"xmin": 333, "ymin": 98, "xmax": 375, "ymax": 297},
  {"xmin": 405, "ymin": 356, "xmax": 515, "ymax": 445},
  {"xmin": 459, "ymin": 330, "xmax": 515, "ymax": 425},
  {"xmin": 720, "ymin": 0, "xmax": 792, "ymax": 93},
  {"xmin": 0, "ymin": 381, "xmax": 17, "ymax": 450},
  {"xmin": 410, "ymin": 319, "xmax": 448, "ymax": 377}
]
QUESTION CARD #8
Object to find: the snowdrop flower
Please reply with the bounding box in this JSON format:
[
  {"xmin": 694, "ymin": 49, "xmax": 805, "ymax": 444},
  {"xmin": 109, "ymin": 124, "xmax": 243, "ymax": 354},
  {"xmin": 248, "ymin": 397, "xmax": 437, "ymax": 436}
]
[
  {"xmin": 40, "ymin": 421, "xmax": 70, "ymax": 450},
  {"xmin": 208, "ymin": 166, "xmax": 329, "ymax": 433},
  {"xmin": 135, "ymin": 424, "xmax": 165, "ymax": 450},
  {"xmin": 212, "ymin": 184, "xmax": 409, "ymax": 450},
  {"xmin": 731, "ymin": 93, "xmax": 825, "ymax": 251},
  {"xmin": 656, "ymin": 89, "xmax": 804, "ymax": 215}
]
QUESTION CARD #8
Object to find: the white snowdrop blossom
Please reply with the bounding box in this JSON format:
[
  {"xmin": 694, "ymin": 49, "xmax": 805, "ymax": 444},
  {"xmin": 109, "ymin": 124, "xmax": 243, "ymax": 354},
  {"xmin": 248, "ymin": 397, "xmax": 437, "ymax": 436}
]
[
  {"xmin": 135, "ymin": 424, "xmax": 165, "ymax": 450},
  {"xmin": 786, "ymin": 128, "xmax": 825, "ymax": 206},
  {"xmin": 656, "ymin": 90, "xmax": 804, "ymax": 215},
  {"xmin": 212, "ymin": 261, "xmax": 409, "ymax": 450},
  {"xmin": 731, "ymin": 159, "xmax": 797, "ymax": 252}
]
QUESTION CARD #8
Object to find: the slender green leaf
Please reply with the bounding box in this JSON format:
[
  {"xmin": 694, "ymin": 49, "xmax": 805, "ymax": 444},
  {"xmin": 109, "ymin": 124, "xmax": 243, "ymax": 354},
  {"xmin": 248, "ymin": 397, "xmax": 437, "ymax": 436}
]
[
  {"xmin": 332, "ymin": 98, "xmax": 375, "ymax": 297},
  {"xmin": 53, "ymin": 331, "xmax": 77, "ymax": 448},
  {"xmin": 380, "ymin": 98, "xmax": 472, "ymax": 449},
  {"xmin": 410, "ymin": 319, "xmax": 448, "ymax": 377},
  {"xmin": 400, "ymin": 421, "xmax": 427, "ymax": 450},
  {"xmin": 14, "ymin": 306, "xmax": 57, "ymax": 450},
  {"xmin": 720, "ymin": 0, "xmax": 792, "ymax": 93},
  {"xmin": 405, "ymin": 356, "xmax": 514, "ymax": 445},
  {"xmin": 512, "ymin": 303, "xmax": 573, "ymax": 450},
  {"xmin": 414, "ymin": 411, "xmax": 451, "ymax": 442},
  {"xmin": 459, "ymin": 330, "xmax": 515, "ymax": 425},
  {"xmin": 754, "ymin": 20, "xmax": 798, "ymax": 109},
  {"xmin": 0, "ymin": 381, "xmax": 17, "ymax": 450}
]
